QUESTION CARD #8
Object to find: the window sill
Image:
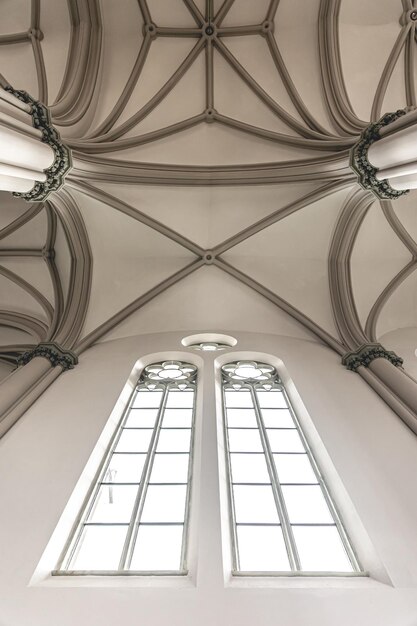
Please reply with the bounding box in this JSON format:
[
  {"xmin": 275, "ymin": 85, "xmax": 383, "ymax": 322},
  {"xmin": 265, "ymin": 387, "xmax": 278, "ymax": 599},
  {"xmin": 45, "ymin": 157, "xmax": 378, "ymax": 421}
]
[
  {"xmin": 226, "ymin": 571, "xmax": 391, "ymax": 589},
  {"xmin": 31, "ymin": 571, "xmax": 195, "ymax": 588}
]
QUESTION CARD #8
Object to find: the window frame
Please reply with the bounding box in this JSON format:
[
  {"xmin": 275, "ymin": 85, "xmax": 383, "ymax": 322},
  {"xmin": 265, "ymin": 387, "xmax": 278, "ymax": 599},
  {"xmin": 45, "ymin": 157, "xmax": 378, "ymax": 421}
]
[
  {"xmin": 53, "ymin": 360, "xmax": 198, "ymax": 577},
  {"xmin": 220, "ymin": 359, "xmax": 363, "ymax": 577}
]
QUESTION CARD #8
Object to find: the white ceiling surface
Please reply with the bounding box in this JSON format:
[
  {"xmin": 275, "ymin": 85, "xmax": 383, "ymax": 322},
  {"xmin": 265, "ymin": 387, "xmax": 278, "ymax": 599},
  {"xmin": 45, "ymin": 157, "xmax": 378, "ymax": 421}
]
[
  {"xmin": 223, "ymin": 186, "xmax": 353, "ymax": 337},
  {"xmin": 0, "ymin": 193, "xmax": 38, "ymax": 233},
  {"xmin": 339, "ymin": 0, "xmax": 407, "ymax": 121},
  {"xmin": 85, "ymin": 0, "xmax": 329, "ymax": 164},
  {"xmin": 380, "ymin": 327, "xmax": 417, "ymax": 379},
  {"xmin": 351, "ymin": 202, "xmax": 412, "ymax": 329},
  {"xmin": 0, "ymin": 209, "xmax": 47, "ymax": 249},
  {"xmin": 40, "ymin": 0, "xmax": 71, "ymax": 105},
  {"xmin": 103, "ymin": 265, "xmax": 316, "ymax": 343},
  {"xmin": 0, "ymin": 258, "xmax": 53, "ymax": 308},
  {"xmin": 95, "ymin": 181, "xmax": 321, "ymax": 249},
  {"xmin": 377, "ymin": 269, "xmax": 417, "ymax": 339},
  {"xmin": 394, "ymin": 192, "xmax": 417, "ymax": 244},
  {"xmin": 276, "ymin": 0, "xmax": 332, "ymax": 133},
  {"xmin": 0, "ymin": 272, "xmax": 47, "ymax": 322},
  {"xmin": 120, "ymin": 43, "xmax": 206, "ymax": 138},
  {"xmin": 52, "ymin": 216, "xmax": 71, "ymax": 306},
  {"xmin": 0, "ymin": 199, "xmax": 52, "ymax": 333},
  {"xmin": 73, "ymin": 189, "xmax": 196, "ymax": 338},
  {"xmin": 99, "ymin": 119, "xmax": 316, "ymax": 166},
  {"xmin": 0, "ymin": 0, "xmax": 416, "ymax": 355}
]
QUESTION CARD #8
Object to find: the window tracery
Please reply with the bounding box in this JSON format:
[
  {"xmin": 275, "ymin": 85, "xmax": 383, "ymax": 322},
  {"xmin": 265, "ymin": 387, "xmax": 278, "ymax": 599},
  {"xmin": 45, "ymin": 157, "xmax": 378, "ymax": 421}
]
[
  {"xmin": 56, "ymin": 360, "xmax": 197, "ymax": 574},
  {"xmin": 221, "ymin": 360, "xmax": 360, "ymax": 574}
]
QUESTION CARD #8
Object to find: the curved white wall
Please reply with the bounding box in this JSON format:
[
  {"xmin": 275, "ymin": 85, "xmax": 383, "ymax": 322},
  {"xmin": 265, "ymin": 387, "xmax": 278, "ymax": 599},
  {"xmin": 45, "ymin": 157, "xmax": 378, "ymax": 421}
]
[{"xmin": 1, "ymin": 330, "xmax": 417, "ymax": 626}]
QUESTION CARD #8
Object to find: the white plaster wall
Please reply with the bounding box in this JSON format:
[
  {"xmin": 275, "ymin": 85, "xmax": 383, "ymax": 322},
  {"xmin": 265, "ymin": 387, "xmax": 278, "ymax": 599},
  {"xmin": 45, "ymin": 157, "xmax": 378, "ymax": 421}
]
[
  {"xmin": 380, "ymin": 326, "xmax": 417, "ymax": 380},
  {"xmin": 1, "ymin": 331, "xmax": 417, "ymax": 626}
]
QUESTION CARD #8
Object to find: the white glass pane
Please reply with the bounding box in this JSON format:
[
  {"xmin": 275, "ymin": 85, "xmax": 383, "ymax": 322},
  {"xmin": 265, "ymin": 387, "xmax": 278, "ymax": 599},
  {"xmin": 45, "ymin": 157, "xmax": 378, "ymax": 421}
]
[
  {"xmin": 225, "ymin": 390, "xmax": 253, "ymax": 408},
  {"xmin": 261, "ymin": 408, "xmax": 295, "ymax": 428},
  {"xmin": 237, "ymin": 525, "xmax": 290, "ymax": 572},
  {"xmin": 226, "ymin": 408, "xmax": 257, "ymax": 427},
  {"xmin": 141, "ymin": 485, "xmax": 187, "ymax": 522},
  {"xmin": 107, "ymin": 453, "xmax": 146, "ymax": 482},
  {"xmin": 266, "ymin": 429, "xmax": 304, "ymax": 453},
  {"xmin": 256, "ymin": 390, "xmax": 287, "ymax": 408},
  {"xmin": 166, "ymin": 390, "xmax": 194, "ymax": 408},
  {"xmin": 150, "ymin": 454, "xmax": 190, "ymax": 483},
  {"xmin": 157, "ymin": 429, "xmax": 191, "ymax": 452},
  {"xmin": 115, "ymin": 429, "xmax": 153, "ymax": 453},
  {"xmin": 293, "ymin": 526, "xmax": 353, "ymax": 572},
  {"xmin": 132, "ymin": 390, "xmax": 163, "ymax": 408},
  {"xmin": 87, "ymin": 485, "xmax": 138, "ymax": 523},
  {"xmin": 130, "ymin": 525, "xmax": 183, "ymax": 571},
  {"xmin": 228, "ymin": 428, "xmax": 263, "ymax": 452},
  {"xmin": 273, "ymin": 454, "xmax": 317, "ymax": 484},
  {"xmin": 230, "ymin": 453, "xmax": 270, "ymax": 483},
  {"xmin": 69, "ymin": 525, "xmax": 127, "ymax": 570},
  {"xmin": 233, "ymin": 485, "xmax": 279, "ymax": 523},
  {"xmin": 162, "ymin": 408, "xmax": 193, "ymax": 427},
  {"xmin": 282, "ymin": 485, "xmax": 333, "ymax": 524},
  {"xmin": 125, "ymin": 408, "xmax": 158, "ymax": 428}
]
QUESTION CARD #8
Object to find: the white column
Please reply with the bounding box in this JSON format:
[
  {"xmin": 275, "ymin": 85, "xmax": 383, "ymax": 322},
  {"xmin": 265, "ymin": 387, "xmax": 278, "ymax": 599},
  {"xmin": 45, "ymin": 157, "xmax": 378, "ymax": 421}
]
[
  {"xmin": 368, "ymin": 123, "xmax": 417, "ymax": 170},
  {"xmin": 388, "ymin": 173, "xmax": 417, "ymax": 191},
  {"xmin": 0, "ymin": 87, "xmax": 56, "ymax": 197}
]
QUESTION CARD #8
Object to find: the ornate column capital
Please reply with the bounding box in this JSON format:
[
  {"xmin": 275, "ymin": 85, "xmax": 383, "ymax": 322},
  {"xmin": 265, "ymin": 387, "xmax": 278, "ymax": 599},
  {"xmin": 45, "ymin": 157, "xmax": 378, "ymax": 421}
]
[
  {"xmin": 342, "ymin": 342, "xmax": 403, "ymax": 372},
  {"xmin": 5, "ymin": 86, "xmax": 72, "ymax": 201},
  {"xmin": 17, "ymin": 342, "xmax": 78, "ymax": 370},
  {"xmin": 350, "ymin": 110, "xmax": 409, "ymax": 200}
]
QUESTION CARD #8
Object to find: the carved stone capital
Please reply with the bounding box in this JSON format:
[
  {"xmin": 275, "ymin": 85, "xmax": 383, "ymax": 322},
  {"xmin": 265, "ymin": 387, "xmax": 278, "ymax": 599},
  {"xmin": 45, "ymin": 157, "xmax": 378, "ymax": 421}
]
[
  {"xmin": 5, "ymin": 86, "xmax": 72, "ymax": 202},
  {"xmin": 350, "ymin": 110, "xmax": 409, "ymax": 200},
  {"xmin": 342, "ymin": 343, "xmax": 403, "ymax": 372},
  {"xmin": 17, "ymin": 342, "xmax": 78, "ymax": 370}
]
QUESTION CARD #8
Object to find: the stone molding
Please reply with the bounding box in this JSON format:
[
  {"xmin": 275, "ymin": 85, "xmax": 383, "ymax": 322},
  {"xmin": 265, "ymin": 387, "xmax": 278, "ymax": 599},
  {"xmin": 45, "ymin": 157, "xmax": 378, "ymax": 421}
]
[
  {"xmin": 350, "ymin": 110, "xmax": 409, "ymax": 200},
  {"xmin": 5, "ymin": 86, "xmax": 72, "ymax": 201},
  {"xmin": 342, "ymin": 343, "xmax": 403, "ymax": 372},
  {"xmin": 17, "ymin": 342, "xmax": 78, "ymax": 370}
]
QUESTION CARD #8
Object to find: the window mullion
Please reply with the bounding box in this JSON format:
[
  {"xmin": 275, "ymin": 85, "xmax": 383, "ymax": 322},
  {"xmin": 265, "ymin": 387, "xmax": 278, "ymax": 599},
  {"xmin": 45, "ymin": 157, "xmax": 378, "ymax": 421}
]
[
  {"xmin": 58, "ymin": 385, "xmax": 139, "ymax": 571},
  {"xmin": 118, "ymin": 384, "xmax": 169, "ymax": 570},
  {"xmin": 250, "ymin": 386, "xmax": 301, "ymax": 572},
  {"xmin": 179, "ymin": 387, "xmax": 196, "ymax": 572},
  {"xmin": 280, "ymin": 387, "xmax": 361, "ymax": 572},
  {"xmin": 222, "ymin": 387, "xmax": 242, "ymax": 572}
]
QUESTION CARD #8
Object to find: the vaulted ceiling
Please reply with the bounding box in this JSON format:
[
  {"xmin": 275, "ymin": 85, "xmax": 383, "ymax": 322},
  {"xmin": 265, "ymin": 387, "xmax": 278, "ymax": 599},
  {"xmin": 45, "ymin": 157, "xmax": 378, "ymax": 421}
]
[{"xmin": 0, "ymin": 0, "xmax": 416, "ymax": 376}]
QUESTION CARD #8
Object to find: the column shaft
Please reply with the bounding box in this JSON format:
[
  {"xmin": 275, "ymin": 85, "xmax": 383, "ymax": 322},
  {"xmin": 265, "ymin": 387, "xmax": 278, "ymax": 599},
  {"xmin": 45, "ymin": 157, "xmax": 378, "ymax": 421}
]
[
  {"xmin": 0, "ymin": 357, "xmax": 60, "ymax": 438},
  {"xmin": 368, "ymin": 358, "xmax": 417, "ymax": 415}
]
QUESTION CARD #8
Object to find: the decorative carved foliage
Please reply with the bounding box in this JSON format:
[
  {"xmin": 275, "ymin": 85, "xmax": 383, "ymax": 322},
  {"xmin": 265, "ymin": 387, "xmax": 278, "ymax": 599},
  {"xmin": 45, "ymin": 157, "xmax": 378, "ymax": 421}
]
[
  {"xmin": 17, "ymin": 341, "xmax": 78, "ymax": 370},
  {"xmin": 350, "ymin": 111, "xmax": 409, "ymax": 200},
  {"xmin": 342, "ymin": 342, "xmax": 403, "ymax": 371},
  {"xmin": 5, "ymin": 87, "xmax": 72, "ymax": 202}
]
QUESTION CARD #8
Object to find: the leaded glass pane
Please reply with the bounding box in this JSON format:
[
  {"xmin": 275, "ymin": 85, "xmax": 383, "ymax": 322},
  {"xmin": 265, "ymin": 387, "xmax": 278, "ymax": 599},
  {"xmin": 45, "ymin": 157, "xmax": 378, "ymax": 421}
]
[
  {"xmin": 230, "ymin": 453, "xmax": 270, "ymax": 483},
  {"xmin": 233, "ymin": 485, "xmax": 279, "ymax": 523},
  {"xmin": 222, "ymin": 360, "xmax": 359, "ymax": 575},
  {"xmin": 237, "ymin": 526, "xmax": 291, "ymax": 572},
  {"xmin": 57, "ymin": 361, "xmax": 196, "ymax": 574},
  {"xmin": 293, "ymin": 526, "xmax": 353, "ymax": 572},
  {"xmin": 150, "ymin": 453, "xmax": 189, "ymax": 483},
  {"xmin": 68, "ymin": 526, "xmax": 128, "ymax": 571},
  {"xmin": 130, "ymin": 525, "xmax": 184, "ymax": 571}
]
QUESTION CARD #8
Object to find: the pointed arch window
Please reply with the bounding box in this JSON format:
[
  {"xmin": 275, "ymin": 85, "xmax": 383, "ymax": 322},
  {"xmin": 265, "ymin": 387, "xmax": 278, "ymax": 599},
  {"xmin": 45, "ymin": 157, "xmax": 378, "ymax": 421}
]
[
  {"xmin": 56, "ymin": 360, "xmax": 197, "ymax": 575},
  {"xmin": 221, "ymin": 361, "xmax": 361, "ymax": 575}
]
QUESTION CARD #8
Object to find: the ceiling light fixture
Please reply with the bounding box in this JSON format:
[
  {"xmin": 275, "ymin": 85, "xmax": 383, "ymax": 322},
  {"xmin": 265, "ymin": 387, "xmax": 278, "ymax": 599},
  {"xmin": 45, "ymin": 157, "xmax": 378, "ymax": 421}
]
[{"xmin": 181, "ymin": 333, "xmax": 237, "ymax": 352}]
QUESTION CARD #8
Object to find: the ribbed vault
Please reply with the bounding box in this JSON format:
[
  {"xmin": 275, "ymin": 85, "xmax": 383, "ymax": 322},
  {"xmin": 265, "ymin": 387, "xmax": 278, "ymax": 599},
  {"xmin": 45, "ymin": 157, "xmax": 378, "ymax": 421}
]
[{"xmin": 0, "ymin": 0, "xmax": 416, "ymax": 380}]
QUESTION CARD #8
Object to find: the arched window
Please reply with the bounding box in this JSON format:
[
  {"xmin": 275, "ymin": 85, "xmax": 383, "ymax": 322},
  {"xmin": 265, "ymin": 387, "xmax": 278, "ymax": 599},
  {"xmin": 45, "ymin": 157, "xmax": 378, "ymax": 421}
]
[
  {"xmin": 56, "ymin": 360, "xmax": 197, "ymax": 575},
  {"xmin": 221, "ymin": 360, "xmax": 360, "ymax": 574}
]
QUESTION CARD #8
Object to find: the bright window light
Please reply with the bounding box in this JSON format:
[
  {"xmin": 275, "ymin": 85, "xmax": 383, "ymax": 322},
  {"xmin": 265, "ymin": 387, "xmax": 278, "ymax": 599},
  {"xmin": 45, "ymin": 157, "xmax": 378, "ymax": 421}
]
[
  {"xmin": 221, "ymin": 361, "xmax": 361, "ymax": 575},
  {"xmin": 55, "ymin": 361, "xmax": 197, "ymax": 575}
]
